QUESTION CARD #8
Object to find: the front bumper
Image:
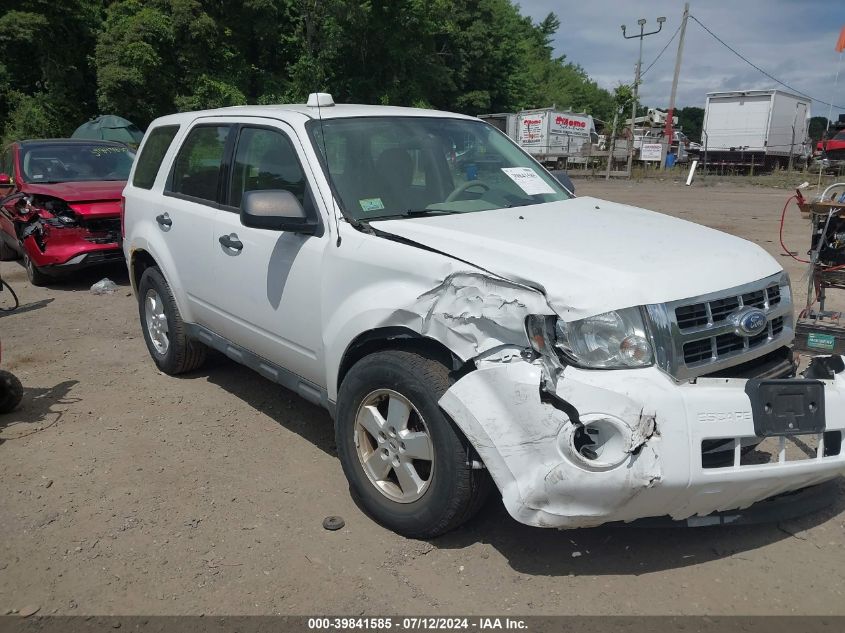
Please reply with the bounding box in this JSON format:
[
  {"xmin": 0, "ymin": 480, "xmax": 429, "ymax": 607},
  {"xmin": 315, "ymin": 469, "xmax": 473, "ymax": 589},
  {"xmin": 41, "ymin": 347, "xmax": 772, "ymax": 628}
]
[
  {"xmin": 439, "ymin": 360, "xmax": 845, "ymax": 529},
  {"xmin": 24, "ymin": 235, "xmax": 123, "ymax": 273}
]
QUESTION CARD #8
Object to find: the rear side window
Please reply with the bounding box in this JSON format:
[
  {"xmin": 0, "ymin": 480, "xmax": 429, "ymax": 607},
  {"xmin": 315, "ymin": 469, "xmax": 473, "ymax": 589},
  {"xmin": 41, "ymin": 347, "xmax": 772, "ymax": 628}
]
[
  {"xmin": 167, "ymin": 125, "xmax": 231, "ymax": 203},
  {"xmin": 133, "ymin": 125, "xmax": 179, "ymax": 189}
]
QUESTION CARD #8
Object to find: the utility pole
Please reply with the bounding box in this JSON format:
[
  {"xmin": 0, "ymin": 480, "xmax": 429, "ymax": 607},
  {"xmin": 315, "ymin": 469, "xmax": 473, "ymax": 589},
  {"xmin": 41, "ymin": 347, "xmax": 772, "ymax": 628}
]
[
  {"xmin": 622, "ymin": 15, "xmax": 666, "ymax": 177},
  {"xmin": 664, "ymin": 4, "xmax": 689, "ymax": 151},
  {"xmin": 663, "ymin": 2, "xmax": 689, "ymax": 170}
]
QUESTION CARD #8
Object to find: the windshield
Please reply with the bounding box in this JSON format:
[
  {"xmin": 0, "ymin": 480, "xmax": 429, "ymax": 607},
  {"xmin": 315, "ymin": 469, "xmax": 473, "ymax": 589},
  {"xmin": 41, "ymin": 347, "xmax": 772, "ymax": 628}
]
[
  {"xmin": 309, "ymin": 117, "xmax": 571, "ymax": 220},
  {"xmin": 20, "ymin": 142, "xmax": 135, "ymax": 183}
]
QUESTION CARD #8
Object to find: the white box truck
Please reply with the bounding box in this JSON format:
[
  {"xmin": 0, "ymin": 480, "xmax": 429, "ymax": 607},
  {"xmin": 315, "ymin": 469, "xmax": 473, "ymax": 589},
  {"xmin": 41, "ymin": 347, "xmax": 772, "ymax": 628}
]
[
  {"xmin": 702, "ymin": 89, "xmax": 810, "ymax": 169},
  {"xmin": 480, "ymin": 107, "xmax": 598, "ymax": 167}
]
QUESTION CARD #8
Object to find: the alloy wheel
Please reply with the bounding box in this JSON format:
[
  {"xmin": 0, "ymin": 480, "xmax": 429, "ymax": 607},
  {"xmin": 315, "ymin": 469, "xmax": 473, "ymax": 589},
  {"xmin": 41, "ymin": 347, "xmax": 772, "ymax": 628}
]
[{"xmin": 354, "ymin": 389, "xmax": 434, "ymax": 503}]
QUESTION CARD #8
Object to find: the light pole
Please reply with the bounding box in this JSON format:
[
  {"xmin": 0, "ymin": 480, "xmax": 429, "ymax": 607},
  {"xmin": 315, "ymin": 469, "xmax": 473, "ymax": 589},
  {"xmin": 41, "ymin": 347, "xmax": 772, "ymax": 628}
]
[{"xmin": 622, "ymin": 15, "xmax": 665, "ymax": 176}]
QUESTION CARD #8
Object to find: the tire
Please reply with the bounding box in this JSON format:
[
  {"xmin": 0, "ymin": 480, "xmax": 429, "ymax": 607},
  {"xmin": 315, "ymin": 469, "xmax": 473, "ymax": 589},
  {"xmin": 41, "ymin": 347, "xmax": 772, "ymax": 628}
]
[
  {"xmin": 0, "ymin": 369, "xmax": 23, "ymax": 414},
  {"xmin": 336, "ymin": 350, "xmax": 492, "ymax": 538},
  {"xmin": 137, "ymin": 266, "xmax": 207, "ymax": 375},
  {"xmin": 0, "ymin": 236, "xmax": 19, "ymax": 261},
  {"xmin": 22, "ymin": 250, "xmax": 50, "ymax": 286}
]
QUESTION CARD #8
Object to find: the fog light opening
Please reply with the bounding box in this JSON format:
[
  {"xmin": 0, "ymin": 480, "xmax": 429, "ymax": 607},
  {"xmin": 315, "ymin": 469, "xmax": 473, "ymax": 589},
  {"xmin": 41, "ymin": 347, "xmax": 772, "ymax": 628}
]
[{"xmin": 564, "ymin": 415, "xmax": 632, "ymax": 471}]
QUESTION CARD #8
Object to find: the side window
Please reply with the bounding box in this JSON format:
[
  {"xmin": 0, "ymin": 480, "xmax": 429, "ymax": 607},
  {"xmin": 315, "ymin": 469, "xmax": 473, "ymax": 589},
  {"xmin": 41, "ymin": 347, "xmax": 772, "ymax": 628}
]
[
  {"xmin": 229, "ymin": 127, "xmax": 306, "ymax": 209},
  {"xmin": 133, "ymin": 125, "xmax": 180, "ymax": 189},
  {"xmin": 167, "ymin": 125, "xmax": 231, "ymax": 203}
]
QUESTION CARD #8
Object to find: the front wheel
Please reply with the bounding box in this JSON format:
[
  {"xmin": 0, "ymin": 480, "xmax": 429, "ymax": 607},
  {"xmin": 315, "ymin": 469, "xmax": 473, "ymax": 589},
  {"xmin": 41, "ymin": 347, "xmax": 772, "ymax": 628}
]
[
  {"xmin": 336, "ymin": 350, "xmax": 491, "ymax": 538},
  {"xmin": 0, "ymin": 238, "xmax": 19, "ymax": 262},
  {"xmin": 22, "ymin": 251, "xmax": 49, "ymax": 286}
]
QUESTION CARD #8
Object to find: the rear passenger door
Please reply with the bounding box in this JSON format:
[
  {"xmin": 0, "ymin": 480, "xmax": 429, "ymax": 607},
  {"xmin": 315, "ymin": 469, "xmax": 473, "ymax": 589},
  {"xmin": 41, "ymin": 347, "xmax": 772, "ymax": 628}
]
[
  {"xmin": 160, "ymin": 122, "xmax": 233, "ymax": 325},
  {"xmin": 208, "ymin": 120, "xmax": 327, "ymax": 386}
]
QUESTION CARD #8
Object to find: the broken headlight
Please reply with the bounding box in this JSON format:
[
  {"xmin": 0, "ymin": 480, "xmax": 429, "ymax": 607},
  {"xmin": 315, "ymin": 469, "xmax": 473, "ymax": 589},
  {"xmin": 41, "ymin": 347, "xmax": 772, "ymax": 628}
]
[
  {"xmin": 528, "ymin": 308, "xmax": 653, "ymax": 369},
  {"xmin": 556, "ymin": 308, "xmax": 653, "ymax": 368}
]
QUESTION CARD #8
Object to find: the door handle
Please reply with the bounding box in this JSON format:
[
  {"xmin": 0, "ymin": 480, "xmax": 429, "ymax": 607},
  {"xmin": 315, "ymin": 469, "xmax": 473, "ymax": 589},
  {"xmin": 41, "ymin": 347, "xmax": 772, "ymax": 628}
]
[
  {"xmin": 218, "ymin": 233, "xmax": 243, "ymax": 251},
  {"xmin": 155, "ymin": 213, "xmax": 172, "ymax": 227}
]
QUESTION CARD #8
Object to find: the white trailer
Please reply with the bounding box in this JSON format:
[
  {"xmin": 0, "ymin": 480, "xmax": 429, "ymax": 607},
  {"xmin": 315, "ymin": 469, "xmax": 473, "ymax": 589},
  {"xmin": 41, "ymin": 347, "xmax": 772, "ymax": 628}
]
[
  {"xmin": 702, "ymin": 89, "xmax": 810, "ymax": 169},
  {"xmin": 480, "ymin": 108, "xmax": 597, "ymax": 167}
]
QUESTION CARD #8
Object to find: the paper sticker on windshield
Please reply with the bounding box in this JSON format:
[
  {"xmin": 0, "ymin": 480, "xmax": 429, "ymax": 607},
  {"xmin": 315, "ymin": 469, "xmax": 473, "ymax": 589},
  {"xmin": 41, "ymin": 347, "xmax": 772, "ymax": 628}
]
[
  {"xmin": 359, "ymin": 198, "xmax": 385, "ymax": 212},
  {"xmin": 501, "ymin": 167, "xmax": 555, "ymax": 195}
]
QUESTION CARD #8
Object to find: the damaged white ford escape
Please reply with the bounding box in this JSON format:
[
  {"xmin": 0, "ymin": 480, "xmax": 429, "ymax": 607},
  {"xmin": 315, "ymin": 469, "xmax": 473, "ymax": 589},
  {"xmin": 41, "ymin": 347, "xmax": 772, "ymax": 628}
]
[{"xmin": 123, "ymin": 94, "xmax": 845, "ymax": 537}]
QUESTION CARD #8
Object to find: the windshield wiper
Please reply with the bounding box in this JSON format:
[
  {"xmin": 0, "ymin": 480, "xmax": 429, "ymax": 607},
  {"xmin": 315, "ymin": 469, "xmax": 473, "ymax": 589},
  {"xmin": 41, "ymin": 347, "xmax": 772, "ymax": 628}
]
[
  {"xmin": 402, "ymin": 208, "xmax": 461, "ymax": 217},
  {"xmin": 364, "ymin": 209, "xmax": 462, "ymax": 221}
]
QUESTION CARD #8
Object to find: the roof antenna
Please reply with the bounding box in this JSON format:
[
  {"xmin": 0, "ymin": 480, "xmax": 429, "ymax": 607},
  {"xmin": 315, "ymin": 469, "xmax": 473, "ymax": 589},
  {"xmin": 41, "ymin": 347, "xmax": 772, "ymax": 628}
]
[{"xmin": 309, "ymin": 92, "xmax": 342, "ymax": 247}]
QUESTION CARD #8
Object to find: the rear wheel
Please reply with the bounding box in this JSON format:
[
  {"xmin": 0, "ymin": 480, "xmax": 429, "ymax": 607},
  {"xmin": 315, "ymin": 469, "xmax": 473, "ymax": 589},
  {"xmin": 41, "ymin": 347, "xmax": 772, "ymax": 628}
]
[
  {"xmin": 336, "ymin": 350, "xmax": 491, "ymax": 538},
  {"xmin": 0, "ymin": 369, "xmax": 23, "ymax": 414},
  {"xmin": 138, "ymin": 267, "xmax": 206, "ymax": 374}
]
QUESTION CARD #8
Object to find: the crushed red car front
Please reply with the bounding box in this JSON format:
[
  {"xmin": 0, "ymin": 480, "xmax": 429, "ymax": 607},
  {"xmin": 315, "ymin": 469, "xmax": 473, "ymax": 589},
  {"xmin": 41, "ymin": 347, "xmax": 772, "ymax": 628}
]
[{"xmin": 17, "ymin": 183, "xmax": 124, "ymax": 270}]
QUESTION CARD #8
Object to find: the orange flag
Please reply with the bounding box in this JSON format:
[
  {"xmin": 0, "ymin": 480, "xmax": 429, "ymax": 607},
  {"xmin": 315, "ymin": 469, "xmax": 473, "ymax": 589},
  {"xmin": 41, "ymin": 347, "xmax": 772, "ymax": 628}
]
[{"xmin": 837, "ymin": 25, "xmax": 845, "ymax": 53}]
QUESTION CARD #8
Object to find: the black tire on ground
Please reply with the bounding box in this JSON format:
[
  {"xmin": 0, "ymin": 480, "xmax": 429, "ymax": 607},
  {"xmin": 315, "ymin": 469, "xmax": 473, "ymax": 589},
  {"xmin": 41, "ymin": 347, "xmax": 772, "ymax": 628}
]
[
  {"xmin": 335, "ymin": 350, "xmax": 492, "ymax": 538},
  {"xmin": 22, "ymin": 251, "xmax": 50, "ymax": 286},
  {"xmin": 0, "ymin": 237, "xmax": 19, "ymax": 261},
  {"xmin": 137, "ymin": 266, "xmax": 207, "ymax": 375},
  {"xmin": 0, "ymin": 369, "xmax": 24, "ymax": 414}
]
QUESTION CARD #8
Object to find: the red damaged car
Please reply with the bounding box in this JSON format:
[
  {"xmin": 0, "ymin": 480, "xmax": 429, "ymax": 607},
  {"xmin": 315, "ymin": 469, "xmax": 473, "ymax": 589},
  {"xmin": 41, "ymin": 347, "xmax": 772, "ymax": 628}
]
[
  {"xmin": 816, "ymin": 128, "xmax": 845, "ymax": 162},
  {"xmin": 0, "ymin": 139, "xmax": 134, "ymax": 285}
]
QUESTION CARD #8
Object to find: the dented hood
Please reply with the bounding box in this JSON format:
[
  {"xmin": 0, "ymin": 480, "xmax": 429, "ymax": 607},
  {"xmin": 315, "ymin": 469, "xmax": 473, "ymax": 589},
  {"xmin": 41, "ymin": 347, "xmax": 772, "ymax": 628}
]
[
  {"xmin": 23, "ymin": 180, "xmax": 125, "ymax": 203},
  {"xmin": 371, "ymin": 196, "xmax": 783, "ymax": 320}
]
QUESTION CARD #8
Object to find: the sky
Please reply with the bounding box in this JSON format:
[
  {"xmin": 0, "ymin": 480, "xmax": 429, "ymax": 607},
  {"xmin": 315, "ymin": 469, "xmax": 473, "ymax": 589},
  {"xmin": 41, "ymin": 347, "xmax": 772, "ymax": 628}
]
[{"xmin": 516, "ymin": 0, "xmax": 845, "ymax": 119}]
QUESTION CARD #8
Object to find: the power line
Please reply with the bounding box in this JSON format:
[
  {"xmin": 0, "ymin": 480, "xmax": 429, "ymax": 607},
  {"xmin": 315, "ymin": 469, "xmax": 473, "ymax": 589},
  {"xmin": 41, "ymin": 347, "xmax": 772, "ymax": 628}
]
[
  {"xmin": 641, "ymin": 23, "xmax": 681, "ymax": 78},
  {"xmin": 689, "ymin": 14, "xmax": 844, "ymax": 110}
]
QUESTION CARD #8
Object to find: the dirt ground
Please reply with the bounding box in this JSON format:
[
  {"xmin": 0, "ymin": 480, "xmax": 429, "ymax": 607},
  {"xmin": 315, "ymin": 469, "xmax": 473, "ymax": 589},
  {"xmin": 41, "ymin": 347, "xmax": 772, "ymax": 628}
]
[{"xmin": 1, "ymin": 178, "xmax": 844, "ymax": 616}]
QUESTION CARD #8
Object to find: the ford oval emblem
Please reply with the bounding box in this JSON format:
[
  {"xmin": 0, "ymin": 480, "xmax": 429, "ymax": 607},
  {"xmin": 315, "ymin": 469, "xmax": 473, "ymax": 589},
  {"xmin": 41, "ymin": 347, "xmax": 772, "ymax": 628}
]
[{"xmin": 730, "ymin": 308, "xmax": 768, "ymax": 337}]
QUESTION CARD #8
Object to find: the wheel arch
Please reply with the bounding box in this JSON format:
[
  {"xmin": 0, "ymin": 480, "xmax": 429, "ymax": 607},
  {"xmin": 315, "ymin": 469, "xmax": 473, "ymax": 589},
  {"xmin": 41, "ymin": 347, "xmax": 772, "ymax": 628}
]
[
  {"xmin": 336, "ymin": 327, "xmax": 466, "ymax": 398},
  {"xmin": 129, "ymin": 248, "xmax": 158, "ymax": 294}
]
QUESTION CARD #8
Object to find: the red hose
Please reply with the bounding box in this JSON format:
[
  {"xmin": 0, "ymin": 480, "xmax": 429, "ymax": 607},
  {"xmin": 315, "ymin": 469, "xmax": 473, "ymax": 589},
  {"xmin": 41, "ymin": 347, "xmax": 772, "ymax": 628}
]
[
  {"xmin": 778, "ymin": 194, "xmax": 845, "ymax": 271},
  {"xmin": 779, "ymin": 195, "xmax": 810, "ymax": 263}
]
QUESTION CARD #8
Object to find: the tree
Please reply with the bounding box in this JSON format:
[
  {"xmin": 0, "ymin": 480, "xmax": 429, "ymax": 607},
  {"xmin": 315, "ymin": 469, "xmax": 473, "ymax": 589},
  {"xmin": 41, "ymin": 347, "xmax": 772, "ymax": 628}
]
[
  {"xmin": 0, "ymin": 1, "xmax": 100, "ymax": 143},
  {"xmin": 2, "ymin": 0, "xmax": 623, "ymax": 142},
  {"xmin": 676, "ymin": 106, "xmax": 704, "ymax": 143},
  {"xmin": 809, "ymin": 116, "xmax": 830, "ymax": 143}
]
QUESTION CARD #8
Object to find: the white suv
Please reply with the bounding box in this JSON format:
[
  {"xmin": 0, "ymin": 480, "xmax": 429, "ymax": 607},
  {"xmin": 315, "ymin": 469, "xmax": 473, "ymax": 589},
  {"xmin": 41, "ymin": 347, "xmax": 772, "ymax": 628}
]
[{"xmin": 123, "ymin": 94, "xmax": 845, "ymax": 537}]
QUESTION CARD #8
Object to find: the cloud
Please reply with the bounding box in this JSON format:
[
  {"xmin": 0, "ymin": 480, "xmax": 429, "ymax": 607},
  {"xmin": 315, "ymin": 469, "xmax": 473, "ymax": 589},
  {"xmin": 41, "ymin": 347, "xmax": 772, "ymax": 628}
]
[{"xmin": 515, "ymin": 0, "xmax": 845, "ymax": 117}]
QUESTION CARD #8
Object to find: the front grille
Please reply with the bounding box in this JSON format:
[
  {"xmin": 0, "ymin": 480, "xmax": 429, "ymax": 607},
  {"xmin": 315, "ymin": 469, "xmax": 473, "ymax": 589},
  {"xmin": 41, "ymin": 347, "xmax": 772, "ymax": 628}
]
[
  {"xmin": 646, "ymin": 273, "xmax": 793, "ymax": 381},
  {"xmin": 82, "ymin": 217, "xmax": 121, "ymax": 245},
  {"xmin": 683, "ymin": 316, "xmax": 785, "ymax": 365},
  {"xmin": 675, "ymin": 283, "xmax": 781, "ymax": 331},
  {"xmin": 82, "ymin": 218, "xmax": 121, "ymax": 233}
]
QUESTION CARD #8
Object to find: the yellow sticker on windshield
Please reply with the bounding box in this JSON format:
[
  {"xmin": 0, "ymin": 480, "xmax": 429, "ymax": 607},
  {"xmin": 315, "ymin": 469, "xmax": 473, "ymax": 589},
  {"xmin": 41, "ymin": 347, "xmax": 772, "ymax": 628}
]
[{"xmin": 359, "ymin": 198, "xmax": 385, "ymax": 212}]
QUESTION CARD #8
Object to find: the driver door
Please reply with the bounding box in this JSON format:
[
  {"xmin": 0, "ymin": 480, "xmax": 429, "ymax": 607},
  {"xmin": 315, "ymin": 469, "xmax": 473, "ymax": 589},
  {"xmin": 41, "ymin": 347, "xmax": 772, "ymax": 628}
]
[{"xmin": 207, "ymin": 120, "xmax": 328, "ymax": 386}]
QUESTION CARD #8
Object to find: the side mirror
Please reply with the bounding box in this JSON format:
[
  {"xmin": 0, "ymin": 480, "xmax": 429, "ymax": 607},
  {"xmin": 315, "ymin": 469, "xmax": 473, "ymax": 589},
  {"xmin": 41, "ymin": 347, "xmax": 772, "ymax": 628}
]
[
  {"xmin": 0, "ymin": 173, "xmax": 11, "ymax": 186},
  {"xmin": 549, "ymin": 170, "xmax": 575, "ymax": 195},
  {"xmin": 240, "ymin": 189, "xmax": 317, "ymax": 234}
]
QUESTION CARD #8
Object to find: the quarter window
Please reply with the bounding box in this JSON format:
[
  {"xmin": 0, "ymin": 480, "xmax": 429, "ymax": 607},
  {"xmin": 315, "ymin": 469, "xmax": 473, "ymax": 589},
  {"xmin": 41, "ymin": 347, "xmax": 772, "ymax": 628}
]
[
  {"xmin": 133, "ymin": 125, "xmax": 180, "ymax": 189},
  {"xmin": 229, "ymin": 127, "xmax": 306, "ymax": 209},
  {"xmin": 168, "ymin": 125, "xmax": 231, "ymax": 202}
]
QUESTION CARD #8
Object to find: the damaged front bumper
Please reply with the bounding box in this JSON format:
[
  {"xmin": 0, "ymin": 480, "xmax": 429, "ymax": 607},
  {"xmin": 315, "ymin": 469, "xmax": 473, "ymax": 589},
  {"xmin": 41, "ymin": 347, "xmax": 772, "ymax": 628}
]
[{"xmin": 439, "ymin": 359, "xmax": 845, "ymax": 529}]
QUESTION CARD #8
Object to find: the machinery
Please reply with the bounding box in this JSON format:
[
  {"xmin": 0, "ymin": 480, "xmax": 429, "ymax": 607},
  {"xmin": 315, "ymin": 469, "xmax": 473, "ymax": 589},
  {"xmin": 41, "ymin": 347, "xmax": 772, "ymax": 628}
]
[{"xmin": 789, "ymin": 183, "xmax": 845, "ymax": 355}]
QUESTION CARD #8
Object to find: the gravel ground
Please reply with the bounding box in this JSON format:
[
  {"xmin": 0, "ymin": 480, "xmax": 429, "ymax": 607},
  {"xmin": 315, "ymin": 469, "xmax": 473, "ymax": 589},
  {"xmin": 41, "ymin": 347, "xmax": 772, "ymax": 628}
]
[{"xmin": 1, "ymin": 178, "xmax": 843, "ymax": 616}]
